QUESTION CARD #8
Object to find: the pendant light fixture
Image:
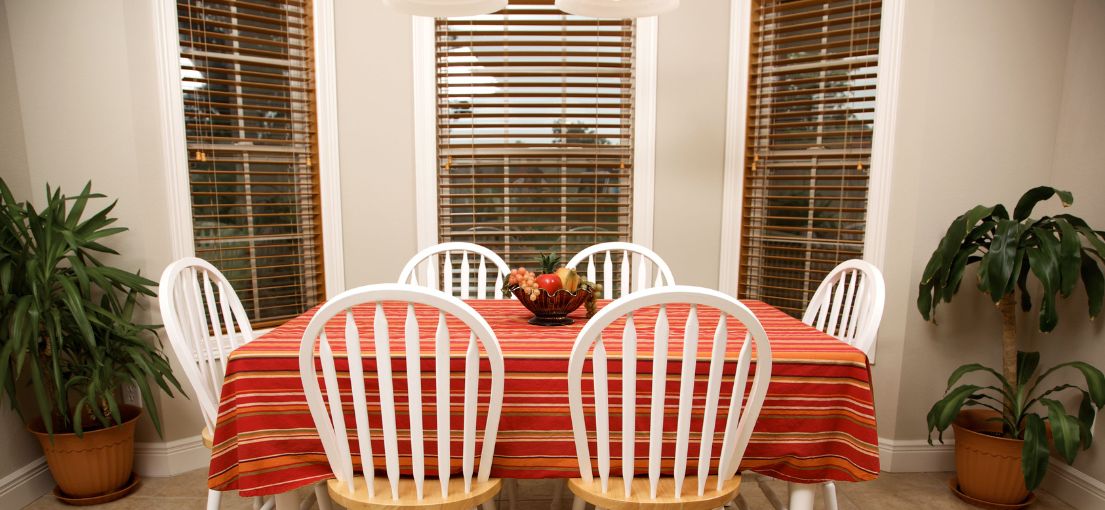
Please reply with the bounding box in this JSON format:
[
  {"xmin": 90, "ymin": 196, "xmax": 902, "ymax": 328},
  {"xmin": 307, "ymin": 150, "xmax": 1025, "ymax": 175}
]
[
  {"xmin": 383, "ymin": 0, "xmax": 507, "ymax": 17},
  {"xmin": 554, "ymin": 0, "xmax": 678, "ymax": 18}
]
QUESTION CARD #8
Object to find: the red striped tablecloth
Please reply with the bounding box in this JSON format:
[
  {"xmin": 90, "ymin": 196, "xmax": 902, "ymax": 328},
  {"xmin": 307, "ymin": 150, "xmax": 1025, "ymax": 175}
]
[{"xmin": 209, "ymin": 299, "xmax": 879, "ymax": 496}]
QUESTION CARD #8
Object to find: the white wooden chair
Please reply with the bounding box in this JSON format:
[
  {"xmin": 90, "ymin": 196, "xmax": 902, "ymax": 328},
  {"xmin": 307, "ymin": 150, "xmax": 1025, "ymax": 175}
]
[
  {"xmin": 752, "ymin": 259, "xmax": 885, "ymax": 510},
  {"xmin": 566, "ymin": 242, "xmax": 676, "ymax": 299},
  {"xmin": 399, "ymin": 242, "xmax": 511, "ymax": 299},
  {"xmin": 566, "ymin": 285, "xmax": 772, "ymax": 510},
  {"xmin": 801, "ymin": 259, "xmax": 885, "ymax": 358},
  {"xmin": 298, "ymin": 284, "xmax": 505, "ymax": 510},
  {"xmin": 159, "ymin": 257, "xmax": 329, "ymax": 510}
]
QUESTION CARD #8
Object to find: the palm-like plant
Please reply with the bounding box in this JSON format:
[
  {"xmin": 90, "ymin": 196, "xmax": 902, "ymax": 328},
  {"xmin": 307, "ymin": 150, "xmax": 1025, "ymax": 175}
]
[
  {"xmin": 0, "ymin": 179, "xmax": 182, "ymax": 436},
  {"xmin": 919, "ymin": 186, "xmax": 1105, "ymax": 491}
]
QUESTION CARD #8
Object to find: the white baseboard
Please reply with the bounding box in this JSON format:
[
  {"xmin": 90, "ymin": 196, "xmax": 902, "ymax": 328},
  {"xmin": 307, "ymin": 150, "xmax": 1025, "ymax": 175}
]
[
  {"xmin": 878, "ymin": 436, "xmax": 956, "ymax": 473},
  {"xmin": 134, "ymin": 434, "xmax": 209, "ymax": 478},
  {"xmin": 0, "ymin": 457, "xmax": 53, "ymax": 508},
  {"xmin": 1042, "ymin": 460, "xmax": 1105, "ymax": 509}
]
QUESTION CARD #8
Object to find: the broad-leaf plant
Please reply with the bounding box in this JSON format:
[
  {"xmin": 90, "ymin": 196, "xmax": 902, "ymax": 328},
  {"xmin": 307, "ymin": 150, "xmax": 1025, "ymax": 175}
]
[
  {"xmin": 0, "ymin": 179, "xmax": 182, "ymax": 437},
  {"xmin": 919, "ymin": 186, "xmax": 1105, "ymax": 491}
]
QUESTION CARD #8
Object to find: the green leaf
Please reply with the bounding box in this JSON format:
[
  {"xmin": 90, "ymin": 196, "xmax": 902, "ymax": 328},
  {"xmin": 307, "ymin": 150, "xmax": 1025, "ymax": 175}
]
[
  {"xmin": 28, "ymin": 364, "xmax": 53, "ymax": 436},
  {"xmin": 72, "ymin": 398, "xmax": 87, "ymax": 437},
  {"xmin": 1041, "ymin": 398, "xmax": 1082, "ymax": 464},
  {"xmin": 1022, "ymin": 414, "xmax": 1050, "ymax": 491},
  {"xmin": 987, "ymin": 220, "xmax": 1022, "ymax": 302},
  {"xmin": 1055, "ymin": 218, "xmax": 1082, "ymax": 297},
  {"xmin": 1014, "ymin": 186, "xmax": 1073, "ymax": 221},
  {"xmin": 1081, "ymin": 255, "xmax": 1104, "ymax": 319},
  {"xmin": 917, "ymin": 280, "xmax": 935, "ymax": 321},
  {"xmin": 1016, "ymin": 351, "xmax": 1040, "ymax": 388},
  {"xmin": 126, "ymin": 364, "xmax": 164, "ymax": 436},
  {"xmin": 1034, "ymin": 361, "xmax": 1105, "ymax": 409},
  {"xmin": 1070, "ymin": 362, "xmax": 1105, "ymax": 407},
  {"xmin": 930, "ymin": 384, "xmax": 984, "ymax": 433},
  {"xmin": 1028, "ymin": 227, "xmax": 1061, "ymax": 331},
  {"xmin": 1078, "ymin": 391, "xmax": 1095, "ymax": 449},
  {"xmin": 921, "ymin": 207, "xmax": 994, "ymax": 288},
  {"xmin": 942, "ymin": 249, "xmax": 975, "ymax": 302},
  {"xmin": 1073, "ymin": 224, "xmax": 1105, "ymax": 260},
  {"xmin": 946, "ymin": 363, "xmax": 1011, "ymax": 395}
]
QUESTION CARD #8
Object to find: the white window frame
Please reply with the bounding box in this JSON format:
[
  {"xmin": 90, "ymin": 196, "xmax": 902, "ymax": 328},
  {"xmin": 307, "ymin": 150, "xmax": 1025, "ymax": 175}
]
[
  {"xmin": 412, "ymin": 15, "xmax": 659, "ymax": 252},
  {"xmin": 152, "ymin": 0, "xmax": 346, "ymax": 300},
  {"xmin": 717, "ymin": 0, "xmax": 905, "ymax": 297}
]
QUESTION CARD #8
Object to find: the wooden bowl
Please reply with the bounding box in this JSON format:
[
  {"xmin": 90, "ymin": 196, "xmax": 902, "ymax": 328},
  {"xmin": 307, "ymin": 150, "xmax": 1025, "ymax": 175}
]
[{"xmin": 509, "ymin": 284, "xmax": 593, "ymax": 326}]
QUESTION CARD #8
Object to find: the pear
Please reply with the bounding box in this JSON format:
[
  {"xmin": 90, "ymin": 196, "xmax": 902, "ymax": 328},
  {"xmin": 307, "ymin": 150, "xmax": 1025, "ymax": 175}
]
[{"xmin": 556, "ymin": 267, "xmax": 581, "ymax": 292}]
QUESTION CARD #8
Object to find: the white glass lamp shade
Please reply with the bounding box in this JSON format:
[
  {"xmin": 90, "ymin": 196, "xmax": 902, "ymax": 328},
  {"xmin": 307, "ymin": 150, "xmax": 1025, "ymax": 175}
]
[
  {"xmin": 555, "ymin": 0, "xmax": 679, "ymax": 18},
  {"xmin": 384, "ymin": 0, "xmax": 507, "ymax": 17}
]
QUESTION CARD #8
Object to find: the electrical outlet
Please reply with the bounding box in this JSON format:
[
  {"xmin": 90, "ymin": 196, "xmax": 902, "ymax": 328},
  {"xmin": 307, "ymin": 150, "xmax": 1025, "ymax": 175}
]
[{"xmin": 122, "ymin": 383, "xmax": 142, "ymax": 407}]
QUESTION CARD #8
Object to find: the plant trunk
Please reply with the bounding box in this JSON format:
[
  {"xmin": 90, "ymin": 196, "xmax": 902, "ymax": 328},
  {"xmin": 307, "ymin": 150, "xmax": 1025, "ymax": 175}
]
[{"xmin": 999, "ymin": 293, "xmax": 1018, "ymax": 396}]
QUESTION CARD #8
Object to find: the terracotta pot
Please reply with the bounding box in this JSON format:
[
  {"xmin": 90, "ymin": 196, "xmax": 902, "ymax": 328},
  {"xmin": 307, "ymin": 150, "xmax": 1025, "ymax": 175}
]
[
  {"xmin": 952, "ymin": 409, "xmax": 1030, "ymax": 505},
  {"xmin": 28, "ymin": 405, "xmax": 141, "ymax": 498}
]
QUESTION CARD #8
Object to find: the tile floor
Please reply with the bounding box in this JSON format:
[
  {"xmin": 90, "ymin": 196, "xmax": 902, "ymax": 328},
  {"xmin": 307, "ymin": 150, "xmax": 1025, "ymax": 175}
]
[{"xmin": 25, "ymin": 470, "xmax": 1077, "ymax": 509}]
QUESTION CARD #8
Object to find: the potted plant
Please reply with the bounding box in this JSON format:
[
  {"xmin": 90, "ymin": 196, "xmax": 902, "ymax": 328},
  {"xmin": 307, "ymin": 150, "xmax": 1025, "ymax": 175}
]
[
  {"xmin": 919, "ymin": 186, "xmax": 1105, "ymax": 506},
  {"xmin": 0, "ymin": 179, "xmax": 183, "ymax": 503}
]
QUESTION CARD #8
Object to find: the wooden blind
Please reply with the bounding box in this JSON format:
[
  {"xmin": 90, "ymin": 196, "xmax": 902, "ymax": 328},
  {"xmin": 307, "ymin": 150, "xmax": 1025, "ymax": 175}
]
[
  {"xmin": 435, "ymin": 0, "xmax": 636, "ymax": 268},
  {"xmin": 738, "ymin": 0, "xmax": 882, "ymax": 317},
  {"xmin": 178, "ymin": 0, "xmax": 324, "ymax": 327}
]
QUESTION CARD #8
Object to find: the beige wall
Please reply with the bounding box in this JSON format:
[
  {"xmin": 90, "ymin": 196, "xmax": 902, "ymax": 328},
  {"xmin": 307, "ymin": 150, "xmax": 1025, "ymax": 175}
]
[
  {"xmin": 876, "ymin": 0, "xmax": 1074, "ymax": 445},
  {"xmin": 333, "ymin": 0, "xmax": 419, "ymax": 288},
  {"xmin": 0, "ymin": 0, "xmax": 42, "ymax": 485},
  {"xmin": 874, "ymin": 0, "xmax": 1105, "ymax": 493},
  {"xmin": 1030, "ymin": 0, "xmax": 1105, "ymax": 483},
  {"xmin": 652, "ymin": 0, "xmax": 729, "ymax": 288},
  {"xmin": 0, "ymin": 0, "xmax": 28, "ymax": 198}
]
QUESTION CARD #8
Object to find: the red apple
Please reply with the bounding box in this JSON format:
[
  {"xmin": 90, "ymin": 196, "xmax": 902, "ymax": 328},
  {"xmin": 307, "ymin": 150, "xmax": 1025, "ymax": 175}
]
[{"xmin": 536, "ymin": 273, "xmax": 562, "ymax": 294}]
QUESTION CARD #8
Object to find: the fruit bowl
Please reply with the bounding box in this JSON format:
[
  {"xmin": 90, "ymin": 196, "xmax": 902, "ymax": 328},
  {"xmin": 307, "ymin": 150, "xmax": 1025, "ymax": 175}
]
[{"xmin": 509, "ymin": 284, "xmax": 594, "ymax": 326}]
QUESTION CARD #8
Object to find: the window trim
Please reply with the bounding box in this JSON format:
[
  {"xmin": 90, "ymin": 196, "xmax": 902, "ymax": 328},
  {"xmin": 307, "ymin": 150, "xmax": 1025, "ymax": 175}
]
[
  {"xmin": 153, "ymin": 0, "xmax": 346, "ymax": 300},
  {"xmin": 411, "ymin": 12, "xmax": 659, "ymax": 253},
  {"xmin": 717, "ymin": 0, "xmax": 904, "ymax": 297}
]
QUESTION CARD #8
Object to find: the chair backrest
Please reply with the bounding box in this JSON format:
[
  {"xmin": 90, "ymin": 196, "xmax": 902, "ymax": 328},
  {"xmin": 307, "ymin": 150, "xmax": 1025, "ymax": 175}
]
[
  {"xmin": 398, "ymin": 242, "xmax": 511, "ymax": 299},
  {"xmin": 801, "ymin": 259, "xmax": 885, "ymax": 357},
  {"xmin": 158, "ymin": 257, "xmax": 255, "ymax": 431},
  {"xmin": 299, "ymin": 284, "xmax": 506, "ymax": 501},
  {"xmin": 565, "ymin": 242, "xmax": 676, "ymax": 299},
  {"xmin": 567, "ymin": 285, "xmax": 772, "ymax": 500}
]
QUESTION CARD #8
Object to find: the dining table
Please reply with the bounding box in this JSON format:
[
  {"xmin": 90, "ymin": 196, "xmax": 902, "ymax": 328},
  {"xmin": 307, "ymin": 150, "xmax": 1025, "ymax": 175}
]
[{"xmin": 207, "ymin": 298, "xmax": 880, "ymax": 510}]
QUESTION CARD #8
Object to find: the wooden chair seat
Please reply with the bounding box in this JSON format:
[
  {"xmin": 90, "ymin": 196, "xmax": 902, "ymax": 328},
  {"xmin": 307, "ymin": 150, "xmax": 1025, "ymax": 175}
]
[
  {"xmin": 327, "ymin": 477, "xmax": 501, "ymax": 510},
  {"xmin": 568, "ymin": 476, "xmax": 741, "ymax": 510},
  {"xmin": 201, "ymin": 426, "xmax": 214, "ymax": 449}
]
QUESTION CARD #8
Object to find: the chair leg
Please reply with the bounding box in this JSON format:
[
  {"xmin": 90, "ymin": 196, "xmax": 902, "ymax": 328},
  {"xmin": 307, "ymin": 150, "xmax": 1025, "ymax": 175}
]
[
  {"xmin": 259, "ymin": 496, "xmax": 275, "ymax": 510},
  {"xmin": 787, "ymin": 482, "xmax": 817, "ymax": 510},
  {"xmin": 822, "ymin": 481, "xmax": 838, "ymax": 510},
  {"xmin": 571, "ymin": 495, "xmax": 586, "ymax": 510},
  {"xmin": 482, "ymin": 497, "xmax": 499, "ymax": 510},
  {"xmin": 313, "ymin": 482, "xmax": 333, "ymax": 510},
  {"xmin": 207, "ymin": 489, "xmax": 222, "ymax": 510}
]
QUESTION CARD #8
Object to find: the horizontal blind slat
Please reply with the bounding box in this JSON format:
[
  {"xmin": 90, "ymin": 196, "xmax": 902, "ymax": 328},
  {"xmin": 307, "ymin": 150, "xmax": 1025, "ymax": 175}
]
[
  {"xmin": 739, "ymin": 0, "xmax": 881, "ymax": 317},
  {"xmin": 437, "ymin": 1, "xmax": 635, "ymax": 267},
  {"xmin": 179, "ymin": 0, "xmax": 323, "ymax": 325}
]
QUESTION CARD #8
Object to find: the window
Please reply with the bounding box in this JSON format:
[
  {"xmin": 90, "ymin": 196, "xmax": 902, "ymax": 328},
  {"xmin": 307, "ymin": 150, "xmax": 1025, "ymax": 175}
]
[
  {"xmin": 738, "ymin": 0, "xmax": 882, "ymax": 316},
  {"xmin": 435, "ymin": 0, "xmax": 636, "ymax": 266},
  {"xmin": 177, "ymin": 0, "xmax": 324, "ymax": 326}
]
